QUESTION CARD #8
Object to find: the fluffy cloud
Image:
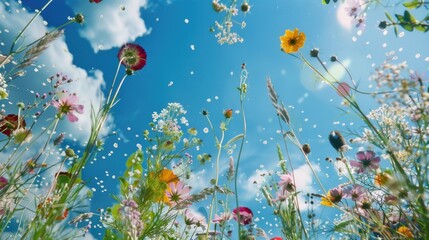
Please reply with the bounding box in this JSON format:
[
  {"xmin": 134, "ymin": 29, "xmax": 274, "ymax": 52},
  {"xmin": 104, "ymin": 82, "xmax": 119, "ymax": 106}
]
[{"xmin": 66, "ymin": 0, "xmax": 149, "ymax": 52}]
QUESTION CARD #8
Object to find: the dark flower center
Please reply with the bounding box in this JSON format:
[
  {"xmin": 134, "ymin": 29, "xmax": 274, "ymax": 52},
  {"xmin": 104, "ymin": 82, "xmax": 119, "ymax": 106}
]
[{"xmin": 288, "ymin": 38, "xmax": 297, "ymax": 46}]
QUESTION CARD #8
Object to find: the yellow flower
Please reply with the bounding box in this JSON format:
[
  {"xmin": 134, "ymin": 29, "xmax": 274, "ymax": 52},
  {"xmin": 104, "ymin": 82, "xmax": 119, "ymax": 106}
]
[
  {"xmin": 280, "ymin": 28, "xmax": 306, "ymax": 53},
  {"xmin": 158, "ymin": 169, "xmax": 179, "ymax": 203},
  {"xmin": 397, "ymin": 226, "xmax": 413, "ymax": 238}
]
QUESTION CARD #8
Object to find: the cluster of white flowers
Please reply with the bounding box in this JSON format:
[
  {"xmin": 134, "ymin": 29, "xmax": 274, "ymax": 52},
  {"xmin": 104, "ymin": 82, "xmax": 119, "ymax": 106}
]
[
  {"xmin": 211, "ymin": 1, "xmax": 248, "ymax": 45},
  {"xmin": 151, "ymin": 103, "xmax": 188, "ymax": 140},
  {"xmin": 0, "ymin": 73, "xmax": 8, "ymax": 99}
]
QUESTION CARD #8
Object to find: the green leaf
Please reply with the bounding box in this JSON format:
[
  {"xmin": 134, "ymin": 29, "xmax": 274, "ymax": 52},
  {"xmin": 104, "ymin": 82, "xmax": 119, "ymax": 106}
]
[
  {"xmin": 334, "ymin": 220, "xmax": 354, "ymax": 232},
  {"xmin": 111, "ymin": 203, "xmax": 121, "ymax": 221},
  {"xmin": 385, "ymin": 12, "xmax": 394, "ymax": 23},
  {"xmin": 400, "ymin": 23, "xmax": 414, "ymax": 31},
  {"xmin": 403, "ymin": 10, "xmax": 417, "ymax": 23},
  {"xmin": 225, "ymin": 133, "xmax": 244, "ymax": 147},
  {"xmin": 125, "ymin": 149, "xmax": 143, "ymax": 168},
  {"xmin": 403, "ymin": 0, "xmax": 422, "ymax": 9},
  {"xmin": 415, "ymin": 24, "xmax": 426, "ymax": 32},
  {"xmin": 321, "ymin": 0, "xmax": 330, "ymax": 4},
  {"xmin": 395, "ymin": 13, "xmax": 405, "ymax": 22}
]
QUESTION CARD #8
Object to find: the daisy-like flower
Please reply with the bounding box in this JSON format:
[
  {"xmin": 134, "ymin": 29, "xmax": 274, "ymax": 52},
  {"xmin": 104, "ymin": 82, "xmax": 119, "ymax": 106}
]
[
  {"xmin": 350, "ymin": 150, "xmax": 380, "ymax": 173},
  {"xmin": 212, "ymin": 212, "xmax": 232, "ymax": 225},
  {"xmin": 0, "ymin": 114, "xmax": 26, "ymax": 137},
  {"xmin": 166, "ymin": 181, "xmax": 191, "ymax": 207},
  {"xmin": 343, "ymin": 184, "xmax": 366, "ymax": 202},
  {"xmin": 280, "ymin": 28, "xmax": 306, "ymax": 53},
  {"xmin": 184, "ymin": 209, "xmax": 207, "ymax": 230},
  {"xmin": 117, "ymin": 43, "xmax": 147, "ymax": 71},
  {"xmin": 232, "ymin": 206, "xmax": 253, "ymax": 225},
  {"xmin": 157, "ymin": 169, "xmax": 179, "ymax": 203},
  {"xmin": 345, "ymin": 0, "xmax": 362, "ymax": 17},
  {"xmin": 321, "ymin": 187, "xmax": 343, "ymax": 207},
  {"xmin": 52, "ymin": 94, "xmax": 84, "ymax": 122}
]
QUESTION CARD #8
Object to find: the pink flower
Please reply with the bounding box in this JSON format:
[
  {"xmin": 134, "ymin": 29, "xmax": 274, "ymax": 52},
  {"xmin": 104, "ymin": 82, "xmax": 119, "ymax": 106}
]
[
  {"xmin": 117, "ymin": 43, "xmax": 147, "ymax": 71},
  {"xmin": 278, "ymin": 173, "xmax": 295, "ymax": 191},
  {"xmin": 184, "ymin": 209, "xmax": 207, "ymax": 230},
  {"xmin": 52, "ymin": 94, "xmax": 84, "ymax": 122},
  {"xmin": 337, "ymin": 82, "xmax": 351, "ymax": 97},
  {"xmin": 232, "ymin": 206, "xmax": 253, "ymax": 225},
  {"xmin": 212, "ymin": 212, "xmax": 232, "ymax": 225},
  {"xmin": 345, "ymin": 0, "xmax": 362, "ymax": 17},
  {"xmin": 350, "ymin": 150, "xmax": 380, "ymax": 173},
  {"xmin": 343, "ymin": 184, "xmax": 366, "ymax": 202},
  {"xmin": 165, "ymin": 181, "xmax": 191, "ymax": 207},
  {"xmin": 89, "ymin": 0, "xmax": 102, "ymax": 3}
]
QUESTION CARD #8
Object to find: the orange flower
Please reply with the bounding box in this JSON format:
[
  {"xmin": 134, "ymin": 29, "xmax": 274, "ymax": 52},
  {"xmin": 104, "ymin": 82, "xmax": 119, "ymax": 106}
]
[
  {"xmin": 397, "ymin": 226, "xmax": 413, "ymax": 238},
  {"xmin": 280, "ymin": 29, "xmax": 306, "ymax": 53},
  {"xmin": 374, "ymin": 171, "xmax": 391, "ymax": 186},
  {"xmin": 158, "ymin": 169, "xmax": 179, "ymax": 203}
]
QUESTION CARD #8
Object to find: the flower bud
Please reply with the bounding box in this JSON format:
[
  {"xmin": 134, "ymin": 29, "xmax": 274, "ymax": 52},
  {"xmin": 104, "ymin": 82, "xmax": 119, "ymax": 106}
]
[
  {"xmin": 74, "ymin": 14, "xmax": 85, "ymax": 24},
  {"xmin": 302, "ymin": 143, "xmax": 311, "ymax": 154},
  {"xmin": 310, "ymin": 48, "xmax": 319, "ymax": 58},
  {"xmin": 330, "ymin": 55, "xmax": 338, "ymax": 62},
  {"xmin": 224, "ymin": 109, "xmax": 233, "ymax": 118},
  {"xmin": 378, "ymin": 21, "xmax": 387, "ymax": 29},
  {"xmin": 241, "ymin": 3, "xmax": 250, "ymax": 12},
  {"xmin": 65, "ymin": 148, "xmax": 76, "ymax": 158}
]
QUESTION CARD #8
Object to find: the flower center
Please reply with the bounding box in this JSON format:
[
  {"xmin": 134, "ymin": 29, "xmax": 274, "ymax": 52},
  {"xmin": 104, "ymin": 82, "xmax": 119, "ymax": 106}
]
[{"xmin": 288, "ymin": 38, "xmax": 297, "ymax": 46}]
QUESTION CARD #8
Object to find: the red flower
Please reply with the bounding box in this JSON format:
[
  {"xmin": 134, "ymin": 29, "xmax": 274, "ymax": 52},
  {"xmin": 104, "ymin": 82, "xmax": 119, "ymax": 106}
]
[
  {"xmin": 0, "ymin": 114, "xmax": 26, "ymax": 137},
  {"xmin": 89, "ymin": 0, "xmax": 102, "ymax": 3},
  {"xmin": 117, "ymin": 43, "xmax": 147, "ymax": 71},
  {"xmin": 232, "ymin": 206, "xmax": 253, "ymax": 225},
  {"xmin": 271, "ymin": 237, "xmax": 283, "ymax": 240}
]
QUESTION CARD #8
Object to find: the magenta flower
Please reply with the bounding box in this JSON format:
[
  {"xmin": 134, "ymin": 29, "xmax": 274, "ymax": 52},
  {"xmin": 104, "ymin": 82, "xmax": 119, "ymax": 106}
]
[
  {"xmin": 350, "ymin": 150, "xmax": 380, "ymax": 173},
  {"xmin": 0, "ymin": 176, "xmax": 8, "ymax": 190},
  {"xmin": 232, "ymin": 206, "xmax": 253, "ymax": 225},
  {"xmin": 52, "ymin": 94, "xmax": 84, "ymax": 122},
  {"xmin": 343, "ymin": 184, "xmax": 366, "ymax": 202},
  {"xmin": 117, "ymin": 43, "xmax": 147, "ymax": 71}
]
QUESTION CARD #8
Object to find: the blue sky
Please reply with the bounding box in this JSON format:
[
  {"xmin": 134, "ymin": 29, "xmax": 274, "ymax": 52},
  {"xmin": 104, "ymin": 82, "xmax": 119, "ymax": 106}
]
[{"xmin": 1, "ymin": 0, "xmax": 429, "ymax": 239}]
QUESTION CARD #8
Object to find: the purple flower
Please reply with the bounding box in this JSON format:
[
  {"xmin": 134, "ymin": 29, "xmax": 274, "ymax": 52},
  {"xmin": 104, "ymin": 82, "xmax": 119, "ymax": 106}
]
[
  {"xmin": 350, "ymin": 150, "xmax": 380, "ymax": 173},
  {"xmin": 52, "ymin": 94, "xmax": 84, "ymax": 122},
  {"xmin": 232, "ymin": 206, "xmax": 253, "ymax": 225},
  {"xmin": 343, "ymin": 184, "xmax": 366, "ymax": 202}
]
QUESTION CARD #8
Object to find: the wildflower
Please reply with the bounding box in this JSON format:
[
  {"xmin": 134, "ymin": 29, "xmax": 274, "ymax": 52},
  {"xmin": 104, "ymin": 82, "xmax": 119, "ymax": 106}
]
[
  {"xmin": 0, "ymin": 176, "xmax": 8, "ymax": 190},
  {"xmin": 184, "ymin": 209, "xmax": 207, "ymax": 230},
  {"xmin": 321, "ymin": 187, "xmax": 343, "ymax": 207},
  {"xmin": 278, "ymin": 173, "xmax": 294, "ymax": 192},
  {"xmin": 120, "ymin": 199, "xmax": 144, "ymax": 237},
  {"xmin": 343, "ymin": 184, "xmax": 366, "ymax": 202},
  {"xmin": 166, "ymin": 181, "xmax": 191, "ymax": 207},
  {"xmin": 52, "ymin": 94, "xmax": 84, "ymax": 122},
  {"xmin": 309, "ymin": 48, "xmax": 319, "ymax": 58},
  {"xmin": 345, "ymin": 0, "xmax": 362, "ymax": 17},
  {"xmin": 232, "ymin": 206, "xmax": 253, "ymax": 225},
  {"xmin": 374, "ymin": 170, "xmax": 392, "ymax": 186},
  {"xmin": 337, "ymin": 82, "xmax": 351, "ymax": 97},
  {"xmin": 117, "ymin": 43, "xmax": 147, "ymax": 71},
  {"xmin": 212, "ymin": 1, "xmax": 225, "ymax": 12},
  {"xmin": 349, "ymin": 150, "xmax": 380, "ymax": 173},
  {"xmin": 158, "ymin": 169, "xmax": 179, "ymax": 203},
  {"xmin": 328, "ymin": 130, "xmax": 349, "ymax": 152},
  {"xmin": 12, "ymin": 128, "xmax": 32, "ymax": 144},
  {"xmin": 353, "ymin": 15, "xmax": 366, "ymax": 30},
  {"xmin": 280, "ymin": 28, "xmax": 306, "ymax": 53},
  {"xmin": 89, "ymin": 0, "xmax": 102, "ymax": 3},
  {"xmin": 0, "ymin": 114, "xmax": 26, "ymax": 137},
  {"xmin": 212, "ymin": 212, "xmax": 232, "ymax": 225},
  {"xmin": 397, "ymin": 226, "xmax": 413, "ymax": 238}
]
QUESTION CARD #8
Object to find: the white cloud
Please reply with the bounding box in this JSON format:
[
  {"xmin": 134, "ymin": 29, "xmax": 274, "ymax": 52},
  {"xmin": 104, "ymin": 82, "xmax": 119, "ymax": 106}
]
[{"xmin": 66, "ymin": 0, "xmax": 149, "ymax": 52}]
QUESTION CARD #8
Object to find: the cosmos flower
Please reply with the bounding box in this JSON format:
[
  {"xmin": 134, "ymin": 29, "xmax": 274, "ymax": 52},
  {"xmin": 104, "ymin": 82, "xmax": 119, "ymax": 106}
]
[
  {"xmin": 212, "ymin": 212, "xmax": 232, "ymax": 225},
  {"xmin": 117, "ymin": 43, "xmax": 147, "ymax": 71},
  {"xmin": 278, "ymin": 173, "xmax": 295, "ymax": 192},
  {"xmin": 232, "ymin": 206, "xmax": 253, "ymax": 225},
  {"xmin": 350, "ymin": 150, "xmax": 380, "ymax": 173},
  {"xmin": 321, "ymin": 187, "xmax": 343, "ymax": 207},
  {"xmin": 345, "ymin": 0, "xmax": 362, "ymax": 17},
  {"xmin": 52, "ymin": 94, "xmax": 84, "ymax": 122},
  {"xmin": 0, "ymin": 114, "xmax": 26, "ymax": 137},
  {"xmin": 280, "ymin": 28, "xmax": 306, "ymax": 53},
  {"xmin": 165, "ymin": 181, "xmax": 191, "ymax": 207},
  {"xmin": 184, "ymin": 209, "xmax": 207, "ymax": 230},
  {"xmin": 343, "ymin": 184, "xmax": 366, "ymax": 202}
]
